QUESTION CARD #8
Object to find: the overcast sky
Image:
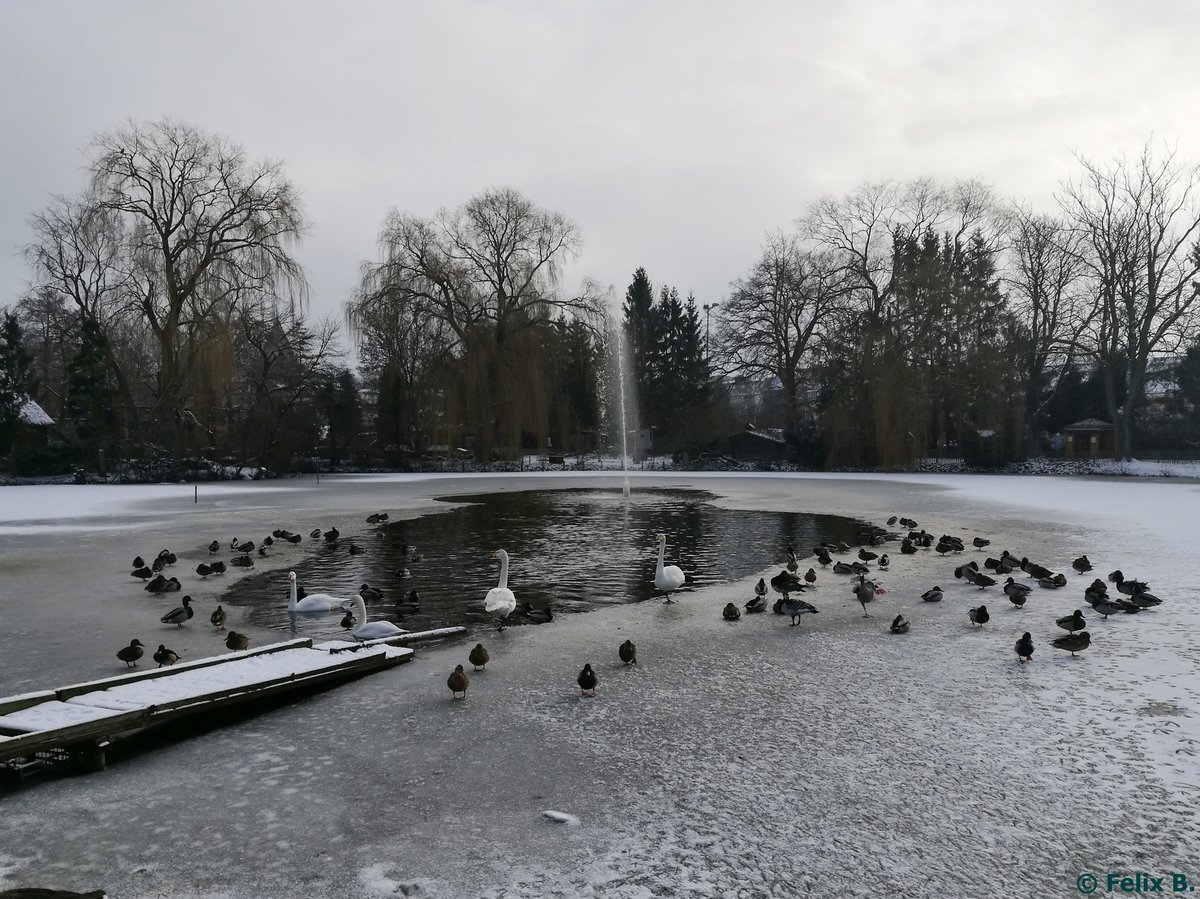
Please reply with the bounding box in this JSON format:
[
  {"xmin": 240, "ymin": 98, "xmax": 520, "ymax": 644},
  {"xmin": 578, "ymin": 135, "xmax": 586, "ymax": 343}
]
[{"xmin": 2, "ymin": 0, "xmax": 1198, "ymax": 349}]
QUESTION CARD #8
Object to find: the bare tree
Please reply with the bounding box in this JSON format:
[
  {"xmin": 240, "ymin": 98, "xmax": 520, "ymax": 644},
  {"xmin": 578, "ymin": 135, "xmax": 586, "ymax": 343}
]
[
  {"xmin": 89, "ymin": 119, "xmax": 307, "ymax": 450},
  {"xmin": 714, "ymin": 232, "xmax": 846, "ymax": 442},
  {"xmin": 1059, "ymin": 143, "xmax": 1200, "ymax": 458}
]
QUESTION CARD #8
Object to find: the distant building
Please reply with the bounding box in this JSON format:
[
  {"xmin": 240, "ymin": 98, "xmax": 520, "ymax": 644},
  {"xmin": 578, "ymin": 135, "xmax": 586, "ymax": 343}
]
[
  {"xmin": 1062, "ymin": 418, "xmax": 1115, "ymax": 459},
  {"xmin": 17, "ymin": 398, "xmax": 55, "ymax": 450},
  {"xmin": 691, "ymin": 423, "xmax": 792, "ymax": 465}
]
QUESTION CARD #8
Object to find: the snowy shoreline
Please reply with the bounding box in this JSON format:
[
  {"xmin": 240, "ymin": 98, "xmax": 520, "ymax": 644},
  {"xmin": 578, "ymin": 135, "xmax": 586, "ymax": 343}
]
[{"xmin": 0, "ymin": 472, "xmax": 1197, "ymax": 898}]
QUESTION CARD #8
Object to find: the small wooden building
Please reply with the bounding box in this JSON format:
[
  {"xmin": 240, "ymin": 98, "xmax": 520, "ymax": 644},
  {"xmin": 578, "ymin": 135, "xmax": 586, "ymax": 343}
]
[
  {"xmin": 18, "ymin": 398, "xmax": 55, "ymax": 450},
  {"xmin": 698, "ymin": 424, "xmax": 792, "ymax": 464},
  {"xmin": 1062, "ymin": 418, "xmax": 1115, "ymax": 459}
]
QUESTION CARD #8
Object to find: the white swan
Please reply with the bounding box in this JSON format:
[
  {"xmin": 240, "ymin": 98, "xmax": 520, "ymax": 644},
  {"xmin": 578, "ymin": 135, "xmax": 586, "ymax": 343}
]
[
  {"xmin": 485, "ymin": 549, "xmax": 518, "ymax": 630},
  {"xmin": 286, "ymin": 571, "xmax": 345, "ymax": 613},
  {"xmin": 654, "ymin": 534, "xmax": 687, "ymax": 603},
  {"xmin": 341, "ymin": 594, "xmax": 407, "ymax": 641}
]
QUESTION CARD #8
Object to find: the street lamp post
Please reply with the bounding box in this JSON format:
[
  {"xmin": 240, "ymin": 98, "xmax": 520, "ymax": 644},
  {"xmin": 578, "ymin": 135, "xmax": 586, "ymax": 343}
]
[{"xmin": 702, "ymin": 302, "xmax": 720, "ymax": 356}]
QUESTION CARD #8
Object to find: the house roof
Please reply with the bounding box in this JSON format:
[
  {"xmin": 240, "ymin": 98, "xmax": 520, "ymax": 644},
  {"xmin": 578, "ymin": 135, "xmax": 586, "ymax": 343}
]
[
  {"xmin": 19, "ymin": 398, "xmax": 54, "ymax": 427},
  {"xmin": 1063, "ymin": 418, "xmax": 1113, "ymax": 431}
]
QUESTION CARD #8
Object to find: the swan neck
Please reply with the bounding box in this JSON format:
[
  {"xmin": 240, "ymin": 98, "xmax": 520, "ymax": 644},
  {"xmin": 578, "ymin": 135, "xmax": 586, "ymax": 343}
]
[
  {"xmin": 656, "ymin": 537, "xmax": 665, "ymax": 573},
  {"xmin": 498, "ymin": 553, "xmax": 509, "ymax": 589},
  {"xmin": 288, "ymin": 578, "xmax": 297, "ymax": 610}
]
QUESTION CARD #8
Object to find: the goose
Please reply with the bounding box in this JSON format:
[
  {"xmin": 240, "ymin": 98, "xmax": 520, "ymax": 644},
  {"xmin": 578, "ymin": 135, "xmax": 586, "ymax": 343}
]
[
  {"xmin": 744, "ymin": 593, "xmax": 767, "ymax": 613},
  {"xmin": 577, "ymin": 663, "xmax": 598, "ymax": 697},
  {"xmin": 854, "ymin": 577, "xmax": 878, "ymax": 618},
  {"xmin": 359, "ymin": 583, "xmax": 384, "ymax": 602},
  {"xmin": 968, "ymin": 605, "xmax": 989, "ymax": 627},
  {"xmin": 1056, "ymin": 609, "xmax": 1086, "ymax": 632},
  {"xmin": 890, "ymin": 614, "xmax": 910, "ymax": 634},
  {"xmin": 1051, "ymin": 630, "xmax": 1091, "ymax": 657},
  {"xmin": 447, "ymin": 664, "xmax": 469, "ymax": 700},
  {"xmin": 161, "ymin": 596, "xmax": 194, "ymax": 627},
  {"xmin": 131, "ymin": 566, "xmax": 153, "ymax": 580},
  {"xmin": 1004, "ymin": 578, "xmax": 1031, "ymax": 607},
  {"xmin": 1072, "ymin": 555, "xmax": 1093, "ymax": 573},
  {"xmin": 619, "ymin": 639, "xmax": 637, "ymax": 665},
  {"xmin": 1015, "ymin": 632, "xmax": 1034, "ymax": 662},
  {"xmin": 196, "ymin": 563, "xmax": 212, "ymax": 578},
  {"xmin": 921, "ymin": 585, "xmax": 943, "ymax": 603},
  {"xmin": 523, "ymin": 603, "xmax": 553, "ymax": 623},
  {"xmin": 225, "ymin": 631, "xmax": 250, "ymax": 651},
  {"xmin": 485, "ymin": 549, "xmax": 518, "ymax": 628},
  {"xmin": 210, "ymin": 605, "xmax": 227, "ymax": 630},
  {"xmin": 341, "ymin": 595, "xmax": 406, "ymax": 640},
  {"xmin": 208, "ymin": 540, "xmax": 220, "ymax": 554},
  {"xmin": 783, "ymin": 596, "xmax": 820, "ymax": 626},
  {"xmin": 1092, "ymin": 597, "xmax": 1125, "ymax": 619},
  {"xmin": 469, "ymin": 643, "xmax": 489, "ymax": 670},
  {"xmin": 769, "ymin": 570, "xmax": 805, "ymax": 597},
  {"xmin": 117, "ymin": 638, "xmax": 144, "ymax": 668},
  {"xmin": 722, "ymin": 602, "xmax": 742, "ymax": 621},
  {"xmin": 653, "ymin": 534, "xmax": 687, "ymax": 603},
  {"xmin": 153, "ymin": 644, "xmax": 180, "ymax": 667},
  {"xmin": 287, "ymin": 571, "xmax": 346, "ymax": 613},
  {"xmin": 208, "ymin": 560, "xmax": 226, "ymax": 575}
]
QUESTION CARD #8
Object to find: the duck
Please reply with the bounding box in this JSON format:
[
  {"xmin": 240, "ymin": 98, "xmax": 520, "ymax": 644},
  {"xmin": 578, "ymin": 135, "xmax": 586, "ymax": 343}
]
[
  {"xmin": 1092, "ymin": 597, "xmax": 1125, "ymax": 619},
  {"xmin": 287, "ymin": 571, "xmax": 346, "ymax": 613},
  {"xmin": 1111, "ymin": 571, "xmax": 1150, "ymax": 596},
  {"xmin": 1015, "ymin": 632, "xmax": 1034, "ymax": 662},
  {"xmin": 1021, "ymin": 558, "xmax": 1053, "ymax": 580},
  {"xmin": 832, "ymin": 561, "xmax": 855, "ymax": 576},
  {"xmin": 653, "ymin": 534, "xmax": 687, "ymax": 603},
  {"xmin": 804, "ymin": 568, "xmax": 817, "ymax": 587},
  {"xmin": 309, "ymin": 528, "xmax": 322, "ymax": 539},
  {"xmin": 814, "ymin": 548, "xmax": 832, "ymax": 567},
  {"xmin": 349, "ymin": 543, "xmax": 365, "ymax": 556},
  {"xmin": 783, "ymin": 596, "xmax": 820, "ymax": 626},
  {"xmin": 968, "ymin": 605, "xmax": 989, "ymax": 627},
  {"xmin": 469, "ymin": 643, "xmax": 489, "ymax": 670},
  {"xmin": 144, "ymin": 574, "xmax": 168, "ymax": 592},
  {"xmin": 523, "ymin": 603, "xmax": 553, "ymax": 623},
  {"xmin": 359, "ymin": 583, "xmax": 384, "ymax": 602},
  {"xmin": 755, "ymin": 577, "xmax": 768, "ymax": 600},
  {"xmin": 1056, "ymin": 609, "xmax": 1086, "ymax": 632},
  {"xmin": 208, "ymin": 540, "xmax": 220, "ymax": 554},
  {"xmin": 153, "ymin": 644, "xmax": 180, "ymax": 667},
  {"xmin": 890, "ymin": 614, "xmax": 910, "ymax": 634},
  {"xmin": 485, "ymin": 549, "xmax": 518, "ymax": 628},
  {"xmin": 225, "ymin": 631, "xmax": 250, "ymax": 651},
  {"xmin": 447, "ymin": 664, "xmax": 469, "ymax": 700},
  {"xmin": 285, "ymin": 532, "xmax": 303, "ymax": 544},
  {"xmin": 1003, "ymin": 577, "xmax": 1031, "ymax": 607},
  {"xmin": 1072, "ymin": 555, "xmax": 1093, "ymax": 573},
  {"xmin": 1084, "ymin": 579, "xmax": 1108, "ymax": 605},
  {"xmin": 196, "ymin": 563, "xmax": 212, "ymax": 578},
  {"xmin": 394, "ymin": 589, "xmax": 421, "ymax": 616},
  {"xmin": 322, "ymin": 527, "xmax": 340, "ymax": 542},
  {"xmin": 921, "ymin": 585, "xmax": 943, "ymax": 603},
  {"xmin": 132, "ymin": 555, "xmax": 146, "ymax": 569},
  {"xmin": 857, "ymin": 548, "xmax": 878, "ymax": 564},
  {"xmin": 1051, "ymin": 630, "xmax": 1091, "ymax": 657},
  {"xmin": 117, "ymin": 638, "xmax": 145, "ymax": 668},
  {"xmin": 131, "ymin": 565, "xmax": 153, "ymax": 580},
  {"xmin": 234, "ymin": 540, "xmax": 254, "ymax": 554},
  {"xmin": 619, "ymin": 640, "xmax": 637, "ymax": 665},
  {"xmin": 208, "ymin": 560, "xmax": 226, "ymax": 575},
  {"xmin": 769, "ymin": 569, "xmax": 805, "ymax": 597},
  {"xmin": 160, "ymin": 596, "xmax": 194, "ymax": 628},
  {"xmin": 576, "ymin": 663, "xmax": 598, "ymax": 697},
  {"xmin": 210, "ymin": 605, "xmax": 227, "ymax": 630},
  {"xmin": 900, "ymin": 539, "xmax": 917, "ymax": 555},
  {"xmin": 162, "ymin": 577, "xmax": 181, "ymax": 592},
  {"xmin": 786, "ymin": 546, "xmax": 799, "ymax": 573},
  {"xmin": 972, "ymin": 537, "xmax": 990, "ymax": 550},
  {"xmin": 1129, "ymin": 588, "xmax": 1162, "ymax": 609},
  {"xmin": 854, "ymin": 576, "xmax": 878, "ymax": 618},
  {"xmin": 339, "ymin": 610, "xmax": 356, "ymax": 629},
  {"xmin": 395, "ymin": 566, "xmax": 411, "ymax": 579},
  {"xmin": 342, "ymin": 595, "xmax": 406, "ymax": 641},
  {"xmin": 1037, "ymin": 574, "xmax": 1065, "ymax": 589},
  {"xmin": 230, "ymin": 554, "xmax": 254, "ymax": 567},
  {"xmin": 744, "ymin": 593, "xmax": 767, "ymax": 613},
  {"xmin": 877, "ymin": 554, "xmax": 890, "ymax": 570},
  {"xmin": 722, "ymin": 602, "xmax": 742, "ymax": 621},
  {"xmin": 971, "ymin": 573, "xmax": 997, "ymax": 589}
]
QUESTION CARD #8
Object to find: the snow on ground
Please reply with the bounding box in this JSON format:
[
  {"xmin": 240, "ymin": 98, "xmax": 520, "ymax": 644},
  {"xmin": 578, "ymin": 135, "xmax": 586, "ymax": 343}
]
[{"xmin": 0, "ymin": 472, "xmax": 1197, "ymax": 898}]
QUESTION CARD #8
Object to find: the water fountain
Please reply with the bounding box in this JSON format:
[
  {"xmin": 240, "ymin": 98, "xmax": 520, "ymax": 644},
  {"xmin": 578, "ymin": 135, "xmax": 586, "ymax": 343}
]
[{"xmin": 606, "ymin": 306, "xmax": 640, "ymax": 498}]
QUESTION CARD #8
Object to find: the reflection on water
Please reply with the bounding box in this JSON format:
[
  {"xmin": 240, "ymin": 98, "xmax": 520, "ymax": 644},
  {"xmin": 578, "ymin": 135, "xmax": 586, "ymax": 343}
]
[{"xmin": 230, "ymin": 488, "xmax": 867, "ymax": 637}]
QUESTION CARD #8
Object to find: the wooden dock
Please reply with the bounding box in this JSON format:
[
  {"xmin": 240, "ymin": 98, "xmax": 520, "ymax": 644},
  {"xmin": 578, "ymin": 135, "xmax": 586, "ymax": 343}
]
[{"xmin": 0, "ymin": 626, "xmax": 465, "ymax": 780}]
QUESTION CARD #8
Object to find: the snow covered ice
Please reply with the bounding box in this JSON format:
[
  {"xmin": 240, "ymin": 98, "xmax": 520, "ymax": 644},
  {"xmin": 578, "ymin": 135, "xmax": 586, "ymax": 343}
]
[{"xmin": 0, "ymin": 471, "xmax": 1198, "ymax": 898}]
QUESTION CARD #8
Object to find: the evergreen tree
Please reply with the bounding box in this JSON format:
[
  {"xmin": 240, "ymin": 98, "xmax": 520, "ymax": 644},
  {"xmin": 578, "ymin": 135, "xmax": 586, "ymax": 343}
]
[
  {"xmin": 622, "ymin": 267, "xmax": 660, "ymax": 425},
  {"xmin": 65, "ymin": 314, "xmax": 121, "ymax": 459},
  {"xmin": 0, "ymin": 311, "xmax": 38, "ymax": 459}
]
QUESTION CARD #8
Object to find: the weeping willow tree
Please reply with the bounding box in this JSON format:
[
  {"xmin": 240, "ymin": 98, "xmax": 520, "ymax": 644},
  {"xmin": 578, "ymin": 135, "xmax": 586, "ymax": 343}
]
[{"xmin": 349, "ymin": 187, "xmax": 603, "ymax": 461}]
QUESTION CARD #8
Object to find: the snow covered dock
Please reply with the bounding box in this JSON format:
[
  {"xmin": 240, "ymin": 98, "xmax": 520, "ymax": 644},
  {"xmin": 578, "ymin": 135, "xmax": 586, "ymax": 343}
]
[{"xmin": 0, "ymin": 630, "xmax": 459, "ymax": 778}]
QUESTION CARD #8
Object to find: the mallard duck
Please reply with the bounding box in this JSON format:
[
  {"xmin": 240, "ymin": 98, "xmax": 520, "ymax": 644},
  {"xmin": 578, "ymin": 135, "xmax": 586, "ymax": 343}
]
[
  {"xmin": 447, "ymin": 664, "xmax": 469, "ymax": 699},
  {"xmin": 161, "ymin": 596, "xmax": 194, "ymax": 628},
  {"xmin": 210, "ymin": 605, "xmax": 226, "ymax": 630},
  {"xmin": 310, "ymin": 528, "xmax": 322, "ymax": 539},
  {"xmin": 1004, "ymin": 577, "xmax": 1030, "ymax": 607},
  {"xmin": 887, "ymin": 515, "xmax": 898, "ymax": 526},
  {"xmin": 1056, "ymin": 609, "xmax": 1086, "ymax": 632},
  {"xmin": 744, "ymin": 594, "xmax": 767, "ymax": 613},
  {"xmin": 359, "ymin": 583, "xmax": 384, "ymax": 602},
  {"xmin": 857, "ymin": 548, "xmax": 878, "ymax": 564},
  {"xmin": 151, "ymin": 554, "xmax": 168, "ymax": 572},
  {"xmin": 206, "ymin": 560, "xmax": 224, "ymax": 575},
  {"xmin": 132, "ymin": 555, "xmax": 146, "ymax": 569},
  {"xmin": 854, "ymin": 577, "xmax": 878, "ymax": 618},
  {"xmin": 469, "ymin": 643, "xmax": 489, "ymax": 670},
  {"xmin": 349, "ymin": 543, "xmax": 365, "ymax": 556},
  {"xmin": 770, "ymin": 570, "xmax": 805, "ymax": 597},
  {"xmin": 208, "ymin": 540, "xmax": 220, "ymax": 554},
  {"xmin": 576, "ymin": 663, "xmax": 598, "ymax": 697},
  {"xmin": 890, "ymin": 614, "xmax": 910, "ymax": 634},
  {"xmin": 131, "ymin": 566, "xmax": 153, "ymax": 580},
  {"xmin": 849, "ymin": 561, "xmax": 870, "ymax": 576},
  {"xmin": 1092, "ymin": 597, "xmax": 1124, "ymax": 619},
  {"xmin": 225, "ymin": 631, "xmax": 250, "ymax": 651},
  {"xmin": 755, "ymin": 577, "xmax": 768, "ymax": 599},
  {"xmin": 286, "ymin": 532, "xmax": 303, "ymax": 544},
  {"xmin": 1072, "ymin": 555, "xmax": 1093, "ymax": 573},
  {"xmin": 339, "ymin": 610, "xmax": 356, "ymax": 628},
  {"xmin": 394, "ymin": 589, "xmax": 421, "ymax": 616},
  {"xmin": 786, "ymin": 546, "xmax": 799, "ymax": 573},
  {"xmin": 523, "ymin": 603, "xmax": 554, "ymax": 623},
  {"xmin": 1014, "ymin": 632, "xmax": 1034, "ymax": 662},
  {"xmin": 1037, "ymin": 575, "xmax": 1064, "ymax": 589},
  {"xmin": 971, "ymin": 573, "xmax": 997, "ymax": 589},
  {"xmin": 1051, "ymin": 630, "xmax": 1090, "ymax": 656},
  {"xmin": 485, "ymin": 550, "xmax": 518, "ymax": 628},
  {"xmin": 230, "ymin": 554, "xmax": 254, "ymax": 568},
  {"xmin": 395, "ymin": 566, "xmax": 411, "ymax": 579},
  {"xmin": 722, "ymin": 602, "xmax": 741, "ymax": 621},
  {"xmin": 1111, "ymin": 571, "xmax": 1150, "ymax": 596},
  {"xmin": 921, "ymin": 585, "xmax": 943, "ymax": 603},
  {"xmin": 1129, "ymin": 588, "xmax": 1162, "ymax": 609},
  {"xmin": 877, "ymin": 554, "xmax": 890, "ymax": 570},
  {"xmin": 1022, "ymin": 558, "xmax": 1053, "ymax": 580},
  {"xmin": 153, "ymin": 644, "xmax": 180, "ymax": 667},
  {"xmin": 162, "ymin": 577, "xmax": 181, "ymax": 592},
  {"xmin": 972, "ymin": 537, "xmax": 990, "ymax": 549},
  {"xmin": 955, "ymin": 561, "xmax": 979, "ymax": 580},
  {"xmin": 322, "ymin": 527, "xmax": 339, "ymax": 542},
  {"xmin": 1084, "ymin": 579, "xmax": 1108, "ymax": 605},
  {"xmin": 196, "ymin": 563, "xmax": 212, "ymax": 578},
  {"xmin": 968, "ymin": 605, "xmax": 989, "ymax": 627},
  {"xmin": 619, "ymin": 640, "xmax": 637, "ymax": 665},
  {"xmin": 900, "ymin": 539, "xmax": 917, "ymax": 555},
  {"xmin": 144, "ymin": 574, "xmax": 168, "ymax": 592},
  {"xmin": 804, "ymin": 568, "xmax": 817, "ymax": 587},
  {"xmin": 783, "ymin": 596, "xmax": 820, "ymax": 625},
  {"xmin": 117, "ymin": 638, "xmax": 144, "ymax": 668},
  {"xmin": 832, "ymin": 561, "xmax": 855, "ymax": 576},
  {"xmin": 814, "ymin": 548, "xmax": 832, "ymax": 567}
]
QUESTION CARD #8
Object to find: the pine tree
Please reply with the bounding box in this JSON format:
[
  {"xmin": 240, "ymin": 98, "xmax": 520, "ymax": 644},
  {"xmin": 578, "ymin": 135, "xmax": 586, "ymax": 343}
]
[
  {"xmin": 65, "ymin": 315, "xmax": 121, "ymax": 457},
  {"xmin": 0, "ymin": 312, "xmax": 38, "ymax": 458}
]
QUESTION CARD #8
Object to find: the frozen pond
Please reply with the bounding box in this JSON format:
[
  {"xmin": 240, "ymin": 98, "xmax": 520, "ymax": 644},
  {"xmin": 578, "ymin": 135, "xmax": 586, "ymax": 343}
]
[{"xmin": 233, "ymin": 487, "xmax": 867, "ymax": 636}]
